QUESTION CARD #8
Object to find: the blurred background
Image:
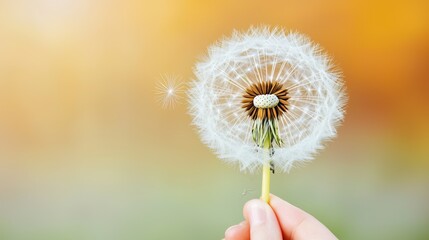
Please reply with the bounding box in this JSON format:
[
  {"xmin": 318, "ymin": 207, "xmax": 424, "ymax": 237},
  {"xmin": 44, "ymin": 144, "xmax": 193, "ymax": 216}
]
[{"xmin": 0, "ymin": 0, "xmax": 428, "ymax": 239}]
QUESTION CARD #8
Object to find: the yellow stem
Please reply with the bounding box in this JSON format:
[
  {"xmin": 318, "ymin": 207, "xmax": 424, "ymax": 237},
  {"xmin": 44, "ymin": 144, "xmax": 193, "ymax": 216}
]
[
  {"xmin": 261, "ymin": 161, "xmax": 271, "ymax": 203},
  {"xmin": 261, "ymin": 139, "xmax": 271, "ymax": 203}
]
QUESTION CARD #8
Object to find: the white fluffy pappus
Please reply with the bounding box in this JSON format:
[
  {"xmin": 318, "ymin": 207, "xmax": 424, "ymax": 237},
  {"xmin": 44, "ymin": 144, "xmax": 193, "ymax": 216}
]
[
  {"xmin": 188, "ymin": 27, "xmax": 347, "ymax": 172},
  {"xmin": 155, "ymin": 74, "xmax": 185, "ymax": 109}
]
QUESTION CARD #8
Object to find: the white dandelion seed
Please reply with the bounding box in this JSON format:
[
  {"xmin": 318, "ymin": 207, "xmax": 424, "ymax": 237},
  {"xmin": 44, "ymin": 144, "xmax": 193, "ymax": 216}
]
[
  {"xmin": 155, "ymin": 74, "xmax": 185, "ymax": 109},
  {"xmin": 188, "ymin": 26, "xmax": 347, "ymax": 175},
  {"xmin": 241, "ymin": 188, "xmax": 254, "ymax": 197}
]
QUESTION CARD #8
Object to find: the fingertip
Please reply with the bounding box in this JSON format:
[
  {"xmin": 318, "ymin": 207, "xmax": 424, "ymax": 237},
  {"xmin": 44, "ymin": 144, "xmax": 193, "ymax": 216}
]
[
  {"xmin": 269, "ymin": 194, "xmax": 338, "ymax": 240},
  {"xmin": 224, "ymin": 225, "xmax": 240, "ymax": 240},
  {"xmin": 224, "ymin": 221, "xmax": 249, "ymax": 240},
  {"xmin": 243, "ymin": 198, "xmax": 282, "ymax": 240},
  {"xmin": 270, "ymin": 193, "xmax": 308, "ymax": 220},
  {"xmin": 269, "ymin": 194, "xmax": 296, "ymax": 209},
  {"xmin": 243, "ymin": 199, "xmax": 266, "ymax": 220}
]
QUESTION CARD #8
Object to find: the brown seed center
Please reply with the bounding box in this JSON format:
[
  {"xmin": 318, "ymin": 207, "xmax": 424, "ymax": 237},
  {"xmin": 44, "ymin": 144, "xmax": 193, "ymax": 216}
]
[{"xmin": 241, "ymin": 81, "xmax": 289, "ymax": 120}]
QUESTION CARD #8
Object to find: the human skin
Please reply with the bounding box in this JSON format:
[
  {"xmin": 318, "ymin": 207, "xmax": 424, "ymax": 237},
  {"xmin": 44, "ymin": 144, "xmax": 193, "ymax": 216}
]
[{"xmin": 224, "ymin": 194, "xmax": 338, "ymax": 240}]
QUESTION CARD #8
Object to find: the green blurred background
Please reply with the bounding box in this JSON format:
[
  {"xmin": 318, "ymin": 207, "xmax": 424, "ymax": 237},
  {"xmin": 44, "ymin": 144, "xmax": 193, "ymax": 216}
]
[{"xmin": 0, "ymin": 0, "xmax": 428, "ymax": 239}]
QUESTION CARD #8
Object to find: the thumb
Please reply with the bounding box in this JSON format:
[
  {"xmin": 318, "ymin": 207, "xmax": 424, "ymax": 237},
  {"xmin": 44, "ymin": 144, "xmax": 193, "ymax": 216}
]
[{"xmin": 243, "ymin": 199, "xmax": 282, "ymax": 240}]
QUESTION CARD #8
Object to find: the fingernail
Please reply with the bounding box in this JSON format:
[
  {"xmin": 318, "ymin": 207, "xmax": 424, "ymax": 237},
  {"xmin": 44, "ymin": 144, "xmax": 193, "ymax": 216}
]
[{"xmin": 249, "ymin": 203, "xmax": 267, "ymax": 226}]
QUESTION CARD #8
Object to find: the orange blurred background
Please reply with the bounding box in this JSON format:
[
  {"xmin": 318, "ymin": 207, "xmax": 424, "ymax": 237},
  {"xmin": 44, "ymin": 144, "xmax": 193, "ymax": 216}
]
[{"xmin": 0, "ymin": 0, "xmax": 428, "ymax": 239}]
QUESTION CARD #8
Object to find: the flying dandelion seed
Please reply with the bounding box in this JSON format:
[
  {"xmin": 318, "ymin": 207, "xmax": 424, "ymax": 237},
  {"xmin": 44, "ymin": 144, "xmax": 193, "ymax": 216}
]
[
  {"xmin": 241, "ymin": 188, "xmax": 254, "ymax": 197},
  {"xmin": 188, "ymin": 26, "xmax": 347, "ymax": 202},
  {"xmin": 155, "ymin": 74, "xmax": 185, "ymax": 109}
]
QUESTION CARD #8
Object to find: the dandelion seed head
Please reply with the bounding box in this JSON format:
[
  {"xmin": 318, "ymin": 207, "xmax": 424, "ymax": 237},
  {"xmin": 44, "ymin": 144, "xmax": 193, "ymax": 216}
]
[
  {"xmin": 188, "ymin": 26, "xmax": 347, "ymax": 172},
  {"xmin": 156, "ymin": 74, "xmax": 185, "ymax": 109}
]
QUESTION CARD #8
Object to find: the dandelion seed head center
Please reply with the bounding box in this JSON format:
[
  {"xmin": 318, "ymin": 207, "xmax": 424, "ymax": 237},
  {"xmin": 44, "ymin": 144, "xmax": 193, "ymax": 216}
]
[
  {"xmin": 253, "ymin": 94, "xmax": 279, "ymax": 109},
  {"xmin": 241, "ymin": 81, "xmax": 290, "ymax": 120}
]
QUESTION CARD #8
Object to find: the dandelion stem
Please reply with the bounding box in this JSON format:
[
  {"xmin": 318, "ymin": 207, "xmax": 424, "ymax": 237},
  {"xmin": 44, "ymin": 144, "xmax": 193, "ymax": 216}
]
[
  {"xmin": 261, "ymin": 161, "xmax": 271, "ymax": 203},
  {"xmin": 261, "ymin": 140, "xmax": 271, "ymax": 203}
]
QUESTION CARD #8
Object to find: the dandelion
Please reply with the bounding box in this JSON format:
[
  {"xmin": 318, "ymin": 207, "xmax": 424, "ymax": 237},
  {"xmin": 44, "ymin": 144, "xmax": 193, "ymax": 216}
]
[
  {"xmin": 188, "ymin": 26, "xmax": 346, "ymax": 202},
  {"xmin": 155, "ymin": 74, "xmax": 185, "ymax": 109}
]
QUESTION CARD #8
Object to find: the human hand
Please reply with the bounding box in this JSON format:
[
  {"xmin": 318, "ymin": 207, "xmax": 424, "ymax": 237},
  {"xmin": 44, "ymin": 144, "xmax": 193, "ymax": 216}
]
[{"xmin": 224, "ymin": 194, "xmax": 338, "ymax": 240}]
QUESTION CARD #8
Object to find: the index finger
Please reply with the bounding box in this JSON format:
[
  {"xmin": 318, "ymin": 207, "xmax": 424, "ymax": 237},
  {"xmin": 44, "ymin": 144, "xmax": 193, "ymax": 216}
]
[{"xmin": 269, "ymin": 194, "xmax": 338, "ymax": 240}]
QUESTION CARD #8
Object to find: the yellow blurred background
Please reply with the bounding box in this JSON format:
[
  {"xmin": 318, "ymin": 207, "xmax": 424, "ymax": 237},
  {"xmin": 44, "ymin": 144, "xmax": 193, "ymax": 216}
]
[{"xmin": 0, "ymin": 0, "xmax": 428, "ymax": 239}]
